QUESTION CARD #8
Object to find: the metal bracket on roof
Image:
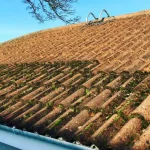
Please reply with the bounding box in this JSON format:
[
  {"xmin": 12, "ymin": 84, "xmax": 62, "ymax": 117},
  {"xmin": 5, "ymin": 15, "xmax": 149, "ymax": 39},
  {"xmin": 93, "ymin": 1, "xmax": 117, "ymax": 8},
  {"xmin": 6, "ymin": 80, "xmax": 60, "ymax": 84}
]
[
  {"xmin": 86, "ymin": 12, "xmax": 98, "ymax": 24},
  {"xmin": 86, "ymin": 9, "xmax": 114, "ymax": 25},
  {"xmin": 99, "ymin": 9, "xmax": 110, "ymax": 20}
]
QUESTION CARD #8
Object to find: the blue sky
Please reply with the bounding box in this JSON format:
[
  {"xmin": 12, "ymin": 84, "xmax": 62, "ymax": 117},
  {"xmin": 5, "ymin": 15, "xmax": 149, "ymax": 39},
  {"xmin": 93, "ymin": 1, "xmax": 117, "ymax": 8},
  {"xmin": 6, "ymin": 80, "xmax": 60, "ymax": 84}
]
[{"xmin": 0, "ymin": 0, "xmax": 150, "ymax": 43}]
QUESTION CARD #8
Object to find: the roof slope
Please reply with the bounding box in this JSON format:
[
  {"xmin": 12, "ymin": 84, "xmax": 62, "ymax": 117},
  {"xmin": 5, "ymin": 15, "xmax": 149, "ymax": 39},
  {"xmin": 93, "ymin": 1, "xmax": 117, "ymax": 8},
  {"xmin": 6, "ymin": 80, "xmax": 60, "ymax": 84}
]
[
  {"xmin": 0, "ymin": 61, "xmax": 150, "ymax": 149},
  {"xmin": 0, "ymin": 10, "xmax": 150, "ymax": 150},
  {"xmin": 0, "ymin": 10, "xmax": 150, "ymax": 73}
]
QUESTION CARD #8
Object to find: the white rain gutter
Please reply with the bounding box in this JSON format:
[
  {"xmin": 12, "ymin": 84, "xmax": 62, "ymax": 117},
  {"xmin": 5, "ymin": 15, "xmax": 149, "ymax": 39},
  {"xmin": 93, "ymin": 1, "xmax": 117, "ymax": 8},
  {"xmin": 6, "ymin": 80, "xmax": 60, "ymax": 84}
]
[{"xmin": 0, "ymin": 125, "xmax": 92, "ymax": 150}]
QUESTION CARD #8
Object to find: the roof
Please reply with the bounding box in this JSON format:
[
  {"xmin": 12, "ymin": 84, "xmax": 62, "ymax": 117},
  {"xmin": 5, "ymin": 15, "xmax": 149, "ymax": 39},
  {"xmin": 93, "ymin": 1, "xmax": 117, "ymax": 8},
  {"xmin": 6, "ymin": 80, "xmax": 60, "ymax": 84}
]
[
  {"xmin": 0, "ymin": 10, "xmax": 150, "ymax": 150},
  {"xmin": 0, "ymin": 10, "xmax": 150, "ymax": 73}
]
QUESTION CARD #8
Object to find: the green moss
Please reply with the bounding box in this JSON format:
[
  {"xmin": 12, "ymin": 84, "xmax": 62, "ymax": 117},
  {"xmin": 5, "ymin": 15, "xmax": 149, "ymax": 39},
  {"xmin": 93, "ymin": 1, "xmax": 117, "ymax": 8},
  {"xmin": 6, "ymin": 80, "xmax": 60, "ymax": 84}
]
[
  {"xmin": 23, "ymin": 113, "xmax": 33, "ymax": 119},
  {"xmin": 79, "ymin": 123, "xmax": 93, "ymax": 136},
  {"xmin": 58, "ymin": 104, "xmax": 64, "ymax": 109},
  {"xmin": 54, "ymin": 118, "xmax": 62, "ymax": 126},
  {"xmin": 125, "ymin": 135, "xmax": 135, "ymax": 147},
  {"xmin": 28, "ymin": 100, "xmax": 35, "ymax": 106},
  {"xmin": 117, "ymin": 110, "xmax": 128, "ymax": 123},
  {"xmin": 85, "ymin": 88, "xmax": 90, "ymax": 95},
  {"xmin": 84, "ymin": 123, "xmax": 93, "ymax": 131},
  {"xmin": 46, "ymin": 101, "xmax": 53, "ymax": 109}
]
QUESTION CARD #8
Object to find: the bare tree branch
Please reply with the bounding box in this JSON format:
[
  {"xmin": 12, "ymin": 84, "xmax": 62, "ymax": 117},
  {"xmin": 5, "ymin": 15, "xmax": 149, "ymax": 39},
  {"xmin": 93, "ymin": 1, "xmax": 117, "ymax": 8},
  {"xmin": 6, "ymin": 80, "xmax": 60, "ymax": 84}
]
[{"xmin": 22, "ymin": 0, "xmax": 80, "ymax": 24}]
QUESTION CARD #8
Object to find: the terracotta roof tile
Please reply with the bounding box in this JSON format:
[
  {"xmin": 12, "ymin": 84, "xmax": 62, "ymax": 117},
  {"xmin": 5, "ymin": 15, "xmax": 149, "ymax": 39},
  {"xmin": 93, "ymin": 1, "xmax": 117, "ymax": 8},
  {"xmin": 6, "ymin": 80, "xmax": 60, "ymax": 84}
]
[
  {"xmin": 109, "ymin": 117, "xmax": 142, "ymax": 148},
  {"xmin": 132, "ymin": 125, "xmax": 150, "ymax": 150},
  {"xmin": 132, "ymin": 95, "xmax": 150, "ymax": 121}
]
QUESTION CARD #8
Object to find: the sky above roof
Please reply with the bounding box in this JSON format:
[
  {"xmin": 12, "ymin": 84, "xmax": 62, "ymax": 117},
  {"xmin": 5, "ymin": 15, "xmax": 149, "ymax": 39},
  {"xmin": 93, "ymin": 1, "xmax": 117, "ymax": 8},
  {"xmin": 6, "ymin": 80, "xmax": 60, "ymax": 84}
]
[{"xmin": 0, "ymin": 0, "xmax": 150, "ymax": 43}]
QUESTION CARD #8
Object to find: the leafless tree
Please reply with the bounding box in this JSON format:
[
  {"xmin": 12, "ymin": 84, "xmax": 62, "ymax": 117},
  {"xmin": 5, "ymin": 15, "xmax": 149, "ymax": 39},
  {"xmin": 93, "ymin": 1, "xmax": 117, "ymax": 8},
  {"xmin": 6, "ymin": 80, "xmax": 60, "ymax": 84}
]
[{"xmin": 23, "ymin": 0, "xmax": 80, "ymax": 24}]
